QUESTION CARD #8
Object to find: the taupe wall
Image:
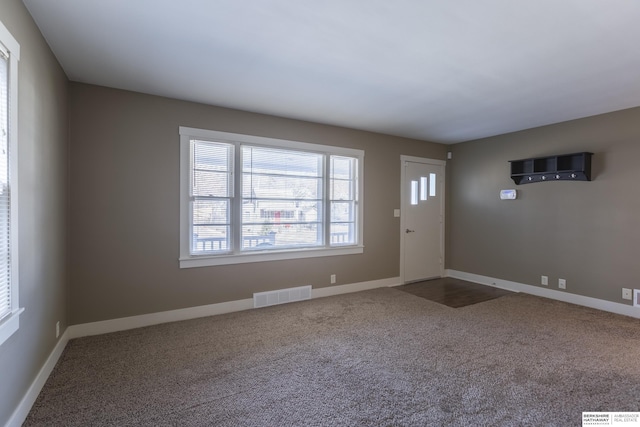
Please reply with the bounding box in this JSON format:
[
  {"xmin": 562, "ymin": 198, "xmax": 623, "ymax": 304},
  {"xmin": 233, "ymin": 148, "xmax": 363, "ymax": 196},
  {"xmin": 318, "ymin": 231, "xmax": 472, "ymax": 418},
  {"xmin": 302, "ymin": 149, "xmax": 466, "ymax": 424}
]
[
  {"xmin": 447, "ymin": 107, "xmax": 640, "ymax": 304},
  {"xmin": 4, "ymin": 1, "xmax": 640, "ymax": 419},
  {"xmin": 68, "ymin": 83, "xmax": 446, "ymax": 325},
  {"xmin": 0, "ymin": 0, "xmax": 68, "ymax": 424}
]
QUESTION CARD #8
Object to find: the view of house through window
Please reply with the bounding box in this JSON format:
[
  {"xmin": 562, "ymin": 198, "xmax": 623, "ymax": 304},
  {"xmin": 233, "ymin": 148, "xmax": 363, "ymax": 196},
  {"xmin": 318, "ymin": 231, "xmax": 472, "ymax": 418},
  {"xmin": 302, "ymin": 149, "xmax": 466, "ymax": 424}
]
[
  {"xmin": 182, "ymin": 128, "xmax": 363, "ymax": 264},
  {"xmin": 241, "ymin": 145, "xmax": 323, "ymax": 250}
]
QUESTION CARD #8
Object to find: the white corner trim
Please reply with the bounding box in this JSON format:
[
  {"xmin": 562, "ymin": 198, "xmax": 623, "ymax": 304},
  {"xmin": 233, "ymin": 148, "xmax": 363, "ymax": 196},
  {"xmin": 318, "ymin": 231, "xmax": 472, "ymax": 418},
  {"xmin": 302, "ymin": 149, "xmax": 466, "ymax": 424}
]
[
  {"xmin": 446, "ymin": 269, "xmax": 640, "ymax": 319},
  {"xmin": 6, "ymin": 330, "xmax": 69, "ymax": 427},
  {"xmin": 312, "ymin": 277, "xmax": 401, "ymax": 299}
]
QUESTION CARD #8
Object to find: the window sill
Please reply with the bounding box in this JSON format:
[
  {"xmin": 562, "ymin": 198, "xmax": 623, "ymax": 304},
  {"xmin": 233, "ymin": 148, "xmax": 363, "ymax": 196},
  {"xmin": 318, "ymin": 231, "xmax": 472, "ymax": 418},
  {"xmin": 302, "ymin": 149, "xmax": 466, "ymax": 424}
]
[
  {"xmin": 0, "ymin": 307, "xmax": 25, "ymax": 346},
  {"xmin": 180, "ymin": 245, "xmax": 364, "ymax": 268}
]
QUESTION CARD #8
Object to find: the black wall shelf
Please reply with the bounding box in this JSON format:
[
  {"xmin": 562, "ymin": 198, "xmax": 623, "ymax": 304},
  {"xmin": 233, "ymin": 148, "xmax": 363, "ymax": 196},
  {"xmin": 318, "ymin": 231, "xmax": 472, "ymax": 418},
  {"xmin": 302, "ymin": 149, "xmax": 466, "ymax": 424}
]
[{"xmin": 509, "ymin": 152, "xmax": 593, "ymax": 185}]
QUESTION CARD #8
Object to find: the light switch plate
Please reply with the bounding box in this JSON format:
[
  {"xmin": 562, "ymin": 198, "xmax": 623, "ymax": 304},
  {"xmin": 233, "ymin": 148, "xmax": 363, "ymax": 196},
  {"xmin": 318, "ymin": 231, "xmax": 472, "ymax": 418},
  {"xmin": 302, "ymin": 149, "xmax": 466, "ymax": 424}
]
[{"xmin": 393, "ymin": 209, "xmax": 400, "ymax": 217}]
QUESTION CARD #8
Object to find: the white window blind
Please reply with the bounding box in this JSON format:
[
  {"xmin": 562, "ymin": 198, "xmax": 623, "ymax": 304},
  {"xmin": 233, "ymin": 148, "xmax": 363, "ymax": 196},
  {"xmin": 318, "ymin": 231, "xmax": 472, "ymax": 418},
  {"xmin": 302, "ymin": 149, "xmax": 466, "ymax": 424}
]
[
  {"xmin": 0, "ymin": 46, "xmax": 10, "ymax": 321},
  {"xmin": 0, "ymin": 21, "xmax": 21, "ymax": 345},
  {"xmin": 191, "ymin": 140, "xmax": 233, "ymax": 254},
  {"xmin": 241, "ymin": 145, "xmax": 324, "ymax": 250},
  {"xmin": 330, "ymin": 156, "xmax": 358, "ymax": 246}
]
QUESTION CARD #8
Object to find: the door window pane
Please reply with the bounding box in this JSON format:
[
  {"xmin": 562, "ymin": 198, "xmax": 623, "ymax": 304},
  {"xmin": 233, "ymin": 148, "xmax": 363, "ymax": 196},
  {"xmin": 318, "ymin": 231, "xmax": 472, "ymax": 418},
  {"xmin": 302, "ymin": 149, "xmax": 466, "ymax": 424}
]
[
  {"xmin": 429, "ymin": 173, "xmax": 437, "ymax": 197},
  {"xmin": 410, "ymin": 180, "xmax": 418, "ymax": 205},
  {"xmin": 420, "ymin": 176, "xmax": 428, "ymax": 201}
]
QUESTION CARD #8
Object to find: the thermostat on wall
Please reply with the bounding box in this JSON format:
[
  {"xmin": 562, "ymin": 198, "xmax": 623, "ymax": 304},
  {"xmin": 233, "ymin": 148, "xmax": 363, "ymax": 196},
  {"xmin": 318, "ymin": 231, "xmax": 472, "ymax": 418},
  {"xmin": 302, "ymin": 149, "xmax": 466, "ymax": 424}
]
[{"xmin": 500, "ymin": 189, "xmax": 517, "ymax": 200}]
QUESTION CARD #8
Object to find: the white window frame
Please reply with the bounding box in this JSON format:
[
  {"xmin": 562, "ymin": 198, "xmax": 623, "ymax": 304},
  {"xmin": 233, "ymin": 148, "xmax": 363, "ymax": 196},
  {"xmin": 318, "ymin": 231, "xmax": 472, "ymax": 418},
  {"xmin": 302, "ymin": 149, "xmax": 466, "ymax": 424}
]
[
  {"xmin": 179, "ymin": 127, "xmax": 364, "ymax": 268},
  {"xmin": 0, "ymin": 20, "xmax": 23, "ymax": 346}
]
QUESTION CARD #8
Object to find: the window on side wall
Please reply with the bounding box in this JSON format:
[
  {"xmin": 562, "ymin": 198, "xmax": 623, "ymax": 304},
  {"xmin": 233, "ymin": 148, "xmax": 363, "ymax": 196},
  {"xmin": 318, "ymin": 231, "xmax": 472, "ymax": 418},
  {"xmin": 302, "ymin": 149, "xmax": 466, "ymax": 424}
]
[
  {"xmin": 179, "ymin": 127, "xmax": 364, "ymax": 268},
  {"xmin": 0, "ymin": 21, "xmax": 22, "ymax": 346}
]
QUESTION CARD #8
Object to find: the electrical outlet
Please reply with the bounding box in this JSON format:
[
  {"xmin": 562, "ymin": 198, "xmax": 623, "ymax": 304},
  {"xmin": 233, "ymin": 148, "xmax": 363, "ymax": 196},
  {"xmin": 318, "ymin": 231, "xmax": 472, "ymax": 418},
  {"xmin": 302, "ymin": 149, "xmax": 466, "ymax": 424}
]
[
  {"xmin": 541, "ymin": 276, "xmax": 548, "ymax": 286},
  {"xmin": 330, "ymin": 274, "xmax": 336, "ymax": 284},
  {"xmin": 56, "ymin": 321, "xmax": 60, "ymax": 338},
  {"xmin": 623, "ymin": 288, "xmax": 632, "ymax": 300},
  {"xmin": 558, "ymin": 279, "xmax": 566, "ymax": 290}
]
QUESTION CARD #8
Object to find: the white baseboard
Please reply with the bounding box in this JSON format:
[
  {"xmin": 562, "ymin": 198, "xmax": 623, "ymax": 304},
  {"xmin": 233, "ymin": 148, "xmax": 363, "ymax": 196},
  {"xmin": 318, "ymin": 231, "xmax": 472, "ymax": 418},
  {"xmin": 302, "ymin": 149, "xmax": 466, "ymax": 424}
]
[
  {"xmin": 313, "ymin": 277, "xmax": 401, "ymax": 299},
  {"xmin": 8, "ymin": 272, "xmax": 634, "ymax": 426},
  {"xmin": 446, "ymin": 269, "xmax": 640, "ymax": 319},
  {"xmin": 67, "ymin": 298, "xmax": 255, "ymax": 339},
  {"xmin": 68, "ymin": 276, "xmax": 402, "ymax": 340},
  {"xmin": 6, "ymin": 330, "xmax": 70, "ymax": 427}
]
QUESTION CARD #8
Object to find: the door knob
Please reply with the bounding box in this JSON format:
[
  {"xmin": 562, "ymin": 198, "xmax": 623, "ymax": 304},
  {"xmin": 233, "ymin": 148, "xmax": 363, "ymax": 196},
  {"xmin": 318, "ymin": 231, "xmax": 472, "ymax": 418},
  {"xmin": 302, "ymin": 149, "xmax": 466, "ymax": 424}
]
[{"xmin": 405, "ymin": 229, "xmax": 415, "ymax": 233}]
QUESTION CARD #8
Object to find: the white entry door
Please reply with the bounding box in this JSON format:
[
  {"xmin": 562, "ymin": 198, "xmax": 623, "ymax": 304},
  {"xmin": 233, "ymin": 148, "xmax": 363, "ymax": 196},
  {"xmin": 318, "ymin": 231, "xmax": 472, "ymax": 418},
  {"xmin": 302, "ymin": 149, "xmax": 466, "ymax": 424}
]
[{"xmin": 401, "ymin": 158, "xmax": 445, "ymax": 283}]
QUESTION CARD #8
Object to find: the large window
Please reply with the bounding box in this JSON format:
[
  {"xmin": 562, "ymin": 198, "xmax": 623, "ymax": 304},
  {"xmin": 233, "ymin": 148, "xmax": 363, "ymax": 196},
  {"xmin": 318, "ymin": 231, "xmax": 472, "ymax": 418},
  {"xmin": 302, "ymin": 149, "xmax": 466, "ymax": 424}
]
[
  {"xmin": 0, "ymin": 21, "xmax": 21, "ymax": 346},
  {"xmin": 180, "ymin": 127, "xmax": 364, "ymax": 268}
]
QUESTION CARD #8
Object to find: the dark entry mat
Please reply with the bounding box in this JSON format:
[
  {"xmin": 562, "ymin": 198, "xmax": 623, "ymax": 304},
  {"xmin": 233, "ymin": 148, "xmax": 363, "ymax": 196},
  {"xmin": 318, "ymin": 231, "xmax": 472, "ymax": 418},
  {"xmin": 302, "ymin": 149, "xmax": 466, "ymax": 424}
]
[{"xmin": 395, "ymin": 277, "xmax": 514, "ymax": 308}]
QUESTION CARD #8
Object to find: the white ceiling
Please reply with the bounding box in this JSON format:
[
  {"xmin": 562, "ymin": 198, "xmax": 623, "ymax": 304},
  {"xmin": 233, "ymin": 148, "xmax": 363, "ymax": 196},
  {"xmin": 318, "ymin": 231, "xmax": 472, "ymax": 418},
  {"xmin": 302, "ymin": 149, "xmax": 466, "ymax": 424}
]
[{"xmin": 23, "ymin": 0, "xmax": 640, "ymax": 144}]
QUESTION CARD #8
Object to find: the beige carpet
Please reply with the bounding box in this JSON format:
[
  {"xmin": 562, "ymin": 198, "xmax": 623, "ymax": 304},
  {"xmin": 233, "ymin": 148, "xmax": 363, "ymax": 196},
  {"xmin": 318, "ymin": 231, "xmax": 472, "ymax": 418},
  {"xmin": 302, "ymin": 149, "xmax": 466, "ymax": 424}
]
[{"xmin": 25, "ymin": 287, "xmax": 640, "ymax": 426}]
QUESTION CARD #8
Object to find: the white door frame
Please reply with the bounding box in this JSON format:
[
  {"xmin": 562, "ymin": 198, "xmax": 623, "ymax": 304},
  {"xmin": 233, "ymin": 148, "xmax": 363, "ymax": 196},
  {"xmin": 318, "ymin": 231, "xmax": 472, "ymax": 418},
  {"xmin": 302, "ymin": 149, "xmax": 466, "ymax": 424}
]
[{"xmin": 399, "ymin": 155, "xmax": 446, "ymax": 284}]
